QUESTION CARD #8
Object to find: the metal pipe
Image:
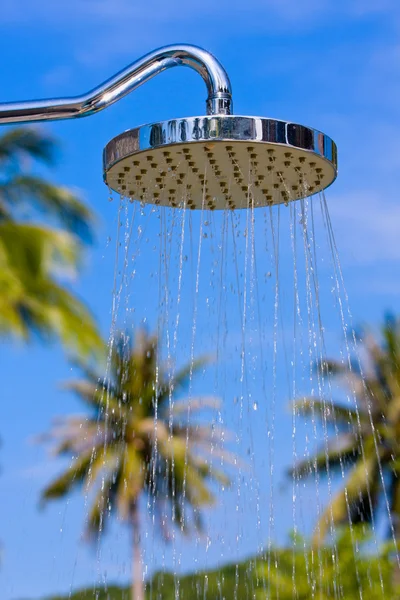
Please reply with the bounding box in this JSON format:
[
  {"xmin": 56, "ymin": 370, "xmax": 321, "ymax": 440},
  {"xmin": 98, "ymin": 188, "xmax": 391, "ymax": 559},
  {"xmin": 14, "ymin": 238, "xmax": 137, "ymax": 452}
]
[{"xmin": 0, "ymin": 44, "xmax": 233, "ymax": 125}]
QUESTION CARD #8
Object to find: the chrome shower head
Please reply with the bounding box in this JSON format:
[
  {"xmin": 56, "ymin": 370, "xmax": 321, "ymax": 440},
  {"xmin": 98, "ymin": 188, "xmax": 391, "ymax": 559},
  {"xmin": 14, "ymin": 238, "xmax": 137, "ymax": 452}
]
[
  {"xmin": 0, "ymin": 43, "xmax": 337, "ymax": 209},
  {"xmin": 103, "ymin": 115, "xmax": 337, "ymax": 210}
]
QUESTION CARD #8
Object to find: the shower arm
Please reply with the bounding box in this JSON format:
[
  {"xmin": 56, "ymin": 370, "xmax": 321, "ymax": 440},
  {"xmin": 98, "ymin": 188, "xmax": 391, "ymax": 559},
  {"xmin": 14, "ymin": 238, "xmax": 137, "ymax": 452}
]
[{"xmin": 0, "ymin": 44, "xmax": 233, "ymax": 125}]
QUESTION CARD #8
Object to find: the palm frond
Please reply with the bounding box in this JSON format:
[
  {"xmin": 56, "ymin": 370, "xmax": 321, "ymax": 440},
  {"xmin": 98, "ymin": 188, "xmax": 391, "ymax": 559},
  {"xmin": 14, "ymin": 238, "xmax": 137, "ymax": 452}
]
[
  {"xmin": 41, "ymin": 417, "xmax": 104, "ymax": 456},
  {"xmin": 84, "ymin": 443, "xmax": 123, "ymax": 491},
  {"xmin": 0, "ymin": 222, "xmax": 102, "ymax": 354},
  {"xmin": 160, "ymin": 356, "xmax": 210, "ymax": 401},
  {"xmin": 290, "ymin": 433, "xmax": 360, "ymax": 478},
  {"xmin": 292, "ymin": 397, "xmax": 362, "ymax": 426},
  {"xmin": 314, "ymin": 447, "xmax": 380, "ymax": 544},
  {"xmin": 86, "ymin": 474, "xmax": 115, "ymax": 537},
  {"xmin": 193, "ymin": 458, "xmax": 231, "ymax": 488},
  {"xmin": 32, "ymin": 283, "xmax": 103, "ymax": 359},
  {"xmin": 0, "ymin": 222, "xmax": 80, "ymax": 279},
  {"xmin": 317, "ymin": 359, "xmax": 374, "ymax": 406},
  {"xmin": 42, "ymin": 449, "xmax": 95, "ymax": 501},
  {"xmin": 62, "ymin": 380, "xmax": 127, "ymax": 417},
  {"xmin": 173, "ymin": 424, "xmax": 232, "ymax": 445},
  {"xmin": 184, "ymin": 464, "xmax": 215, "ymax": 507},
  {"xmin": 0, "ymin": 128, "xmax": 56, "ymax": 167},
  {"xmin": 2, "ymin": 175, "xmax": 94, "ymax": 243}
]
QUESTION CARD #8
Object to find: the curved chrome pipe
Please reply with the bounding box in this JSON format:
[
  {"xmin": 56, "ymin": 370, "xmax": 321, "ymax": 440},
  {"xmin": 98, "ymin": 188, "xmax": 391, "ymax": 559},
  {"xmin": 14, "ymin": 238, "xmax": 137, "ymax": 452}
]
[{"xmin": 0, "ymin": 44, "xmax": 233, "ymax": 125}]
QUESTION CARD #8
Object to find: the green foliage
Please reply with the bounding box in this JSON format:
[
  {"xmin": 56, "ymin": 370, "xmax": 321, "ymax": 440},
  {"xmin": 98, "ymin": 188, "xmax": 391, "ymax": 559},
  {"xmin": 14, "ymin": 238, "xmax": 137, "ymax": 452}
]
[
  {"xmin": 292, "ymin": 315, "xmax": 400, "ymax": 542},
  {"xmin": 42, "ymin": 330, "xmax": 233, "ymax": 538},
  {"xmin": 37, "ymin": 527, "xmax": 399, "ymax": 599},
  {"xmin": 260, "ymin": 526, "xmax": 398, "ymax": 599},
  {"xmin": 0, "ymin": 126, "xmax": 102, "ymax": 358},
  {"xmin": 39, "ymin": 587, "xmax": 130, "ymax": 600}
]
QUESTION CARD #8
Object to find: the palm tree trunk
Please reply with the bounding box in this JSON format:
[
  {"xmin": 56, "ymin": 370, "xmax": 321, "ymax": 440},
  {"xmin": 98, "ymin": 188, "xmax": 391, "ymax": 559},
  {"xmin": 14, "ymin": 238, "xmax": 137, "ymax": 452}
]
[{"xmin": 131, "ymin": 501, "xmax": 144, "ymax": 600}]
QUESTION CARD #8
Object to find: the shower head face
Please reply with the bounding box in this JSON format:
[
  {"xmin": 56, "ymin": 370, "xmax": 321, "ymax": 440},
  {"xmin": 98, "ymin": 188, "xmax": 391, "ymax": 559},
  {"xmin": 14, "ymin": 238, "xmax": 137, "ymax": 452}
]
[{"xmin": 103, "ymin": 115, "xmax": 337, "ymax": 209}]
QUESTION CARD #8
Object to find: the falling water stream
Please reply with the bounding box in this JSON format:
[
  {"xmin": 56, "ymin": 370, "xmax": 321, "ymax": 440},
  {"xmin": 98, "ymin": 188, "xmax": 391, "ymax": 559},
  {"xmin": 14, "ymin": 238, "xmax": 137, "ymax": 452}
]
[
  {"xmin": 58, "ymin": 161, "xmax": 400, "ymax": 599},
  {"xmin": 98, "ymin": 182, "xmax": 396, "ymax": 598}
]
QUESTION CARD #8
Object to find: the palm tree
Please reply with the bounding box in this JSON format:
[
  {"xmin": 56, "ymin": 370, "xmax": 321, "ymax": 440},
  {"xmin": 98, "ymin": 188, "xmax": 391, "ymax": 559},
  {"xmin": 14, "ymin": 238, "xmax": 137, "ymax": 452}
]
[
  {"xmin": 41, "ymin": 330, "xmax": 233, "ymax": 600},
  {"xmin": 0, "ymin": 127, "xmax": 101, "ymax": 357},
  {"xmin": 292, "ymin": 314, "xmax": 400, "ymax": 545}
]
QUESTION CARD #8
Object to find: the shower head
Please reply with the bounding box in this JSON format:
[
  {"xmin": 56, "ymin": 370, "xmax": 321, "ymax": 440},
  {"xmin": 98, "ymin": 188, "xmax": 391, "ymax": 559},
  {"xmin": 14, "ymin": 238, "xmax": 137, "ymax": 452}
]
[
  {"xmin": 0, "ymin": 43, "xmax": 337, "ymax": 209},
  {"xmin": 103, "ymin": 115, "xmax": 336, "ymax": 210},
  {"xmin": 100, "ymin": 46, "xmax": 337, "ymax": 209}
]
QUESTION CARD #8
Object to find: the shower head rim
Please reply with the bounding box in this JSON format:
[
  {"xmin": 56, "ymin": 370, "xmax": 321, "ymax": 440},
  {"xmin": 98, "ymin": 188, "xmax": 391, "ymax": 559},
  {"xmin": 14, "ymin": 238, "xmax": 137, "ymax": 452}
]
[{"xmin": 103, "ymin": 114, "xmax": 337, "ymax": 176}]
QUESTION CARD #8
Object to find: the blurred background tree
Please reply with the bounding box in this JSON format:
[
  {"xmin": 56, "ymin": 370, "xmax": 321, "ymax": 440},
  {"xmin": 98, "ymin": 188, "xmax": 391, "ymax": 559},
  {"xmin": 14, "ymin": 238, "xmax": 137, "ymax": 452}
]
[
  {"xmin": 41, "ymin": 330, "xmax": 234, "ymax": 600},
  {"xmin": 0, "ymin": 127, "xmax": 102, "ymax": 357},
  {"xmin": 292, "ymin": 314, "xmax": 400, "ymax": 547}
]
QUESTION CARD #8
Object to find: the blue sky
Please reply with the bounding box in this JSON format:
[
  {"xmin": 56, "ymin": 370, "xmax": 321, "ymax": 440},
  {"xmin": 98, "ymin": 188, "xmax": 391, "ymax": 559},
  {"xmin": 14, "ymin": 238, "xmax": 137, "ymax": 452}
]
[{"xmin": 1, "ymin": 1, "xmax": 400, "ymax": 598}]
